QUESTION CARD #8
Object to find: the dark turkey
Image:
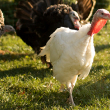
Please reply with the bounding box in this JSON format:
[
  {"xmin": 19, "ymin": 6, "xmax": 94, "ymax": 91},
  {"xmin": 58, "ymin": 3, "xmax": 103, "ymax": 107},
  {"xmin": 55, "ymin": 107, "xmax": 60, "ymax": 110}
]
[{"xmin": 14, "ymin": 0, "xmax": 95, "ymax": 68}]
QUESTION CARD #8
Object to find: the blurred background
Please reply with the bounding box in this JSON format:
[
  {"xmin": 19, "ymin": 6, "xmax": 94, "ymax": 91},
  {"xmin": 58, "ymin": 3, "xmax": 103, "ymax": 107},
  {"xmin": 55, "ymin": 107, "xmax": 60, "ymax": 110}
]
[{"xmin": 0, "ymin": 0, "xmax": 110, "ymax": 34}]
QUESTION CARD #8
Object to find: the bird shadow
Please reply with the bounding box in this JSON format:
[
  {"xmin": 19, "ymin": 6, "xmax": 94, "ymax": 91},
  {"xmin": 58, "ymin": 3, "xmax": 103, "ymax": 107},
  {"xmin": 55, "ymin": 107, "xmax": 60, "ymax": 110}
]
[
  {"xmin": 0, "ymin": 64, "xmax": 110, "ymax": 108},
  {"xmin": 0, "ymin": 52, "xmax": 34, "ymax": 61},
  {"xmin": 95, "ymin": 44, "xmax": 110, "ymax": 53},
  {"xmin": 0, "ymin": 65, "xmax": 52, "ymax": 80},
  {"xmin": 73, "ymin": 65, "xmax": 110, "ymax": 107}
]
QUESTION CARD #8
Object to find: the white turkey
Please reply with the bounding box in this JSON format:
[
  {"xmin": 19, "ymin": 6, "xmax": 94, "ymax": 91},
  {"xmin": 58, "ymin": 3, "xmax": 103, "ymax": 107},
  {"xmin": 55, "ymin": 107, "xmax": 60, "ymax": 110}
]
[
  {"xmin": 14, "ymin": 0, "xmax": 95, "ymax": 68},
  {"xmin": 39, "ymin": 9, "xmax": 110, "ymax": 106},
  {"xmin": 0, "ymin": 9, "xmax": 15, "ymax": 37}
]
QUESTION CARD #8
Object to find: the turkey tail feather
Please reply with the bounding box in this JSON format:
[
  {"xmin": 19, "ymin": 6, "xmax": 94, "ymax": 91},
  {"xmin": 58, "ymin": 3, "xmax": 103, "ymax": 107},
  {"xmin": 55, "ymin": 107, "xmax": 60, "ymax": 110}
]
[
  {"xmin": 15, "ymin": 1, "xmax": 33, "ymax": 20},
  {"xmin": 0, "ymin": 9, "xmax": 4, "ymax": 27},
  {"xmin": 44, "ymin": 0, "xmax": 63, "ymax": 6},
  {"xmin": 71, "ymin": 0, "xmax": 96, "ymax": 21},
  {"xmin": 15, "ymin": 0, "xmax": 63, "ymax": 22}
]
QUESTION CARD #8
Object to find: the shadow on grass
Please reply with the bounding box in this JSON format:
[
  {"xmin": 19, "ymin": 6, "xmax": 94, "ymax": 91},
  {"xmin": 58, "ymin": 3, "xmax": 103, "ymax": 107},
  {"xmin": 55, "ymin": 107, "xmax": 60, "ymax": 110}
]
[
  {"xmin": 95, "ymin": 44, "xmax": 110, "ymax": 53},
  {"xmin": 0, "ymin": 65, "xmax": 110, "ymax": 109},
  {"xmin": 1, "ymin": 71, "xmax": 110, "ymax": 109},
  {"xmin": 0, "ymin": 88, "xmax": 71, "ymax": 109},
  {"xmin": 0, "ymin": 66, "xmax": 52, "ymax": 79},
  {"xmin": 0, "ymin": 53, "xmax": 34, "ymax": 61},
  {"xmin": 73, "ymin": 65, "xmax": 110, "ymax": 107}
]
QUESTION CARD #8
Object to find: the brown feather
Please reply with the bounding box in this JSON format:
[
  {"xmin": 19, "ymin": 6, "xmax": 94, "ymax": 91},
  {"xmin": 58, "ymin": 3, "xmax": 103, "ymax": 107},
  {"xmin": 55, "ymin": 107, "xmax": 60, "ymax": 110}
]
[{"xmin": 0, "ymin": 9, "xmax": 4, "ymax": 27}]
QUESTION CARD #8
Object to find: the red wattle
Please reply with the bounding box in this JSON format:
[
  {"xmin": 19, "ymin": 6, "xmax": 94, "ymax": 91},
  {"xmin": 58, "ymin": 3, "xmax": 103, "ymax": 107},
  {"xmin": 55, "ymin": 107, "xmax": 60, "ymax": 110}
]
[{"xmin": 88, "ymin": 19, "xmax": 107, "ymax": 36}]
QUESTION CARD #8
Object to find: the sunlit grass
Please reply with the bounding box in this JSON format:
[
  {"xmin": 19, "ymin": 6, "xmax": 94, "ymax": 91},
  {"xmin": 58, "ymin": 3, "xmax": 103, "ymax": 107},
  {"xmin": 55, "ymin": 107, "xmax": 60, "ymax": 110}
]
[{"xmin": 0, "ymin": 32, "xmax": 110, "ymax": 109}]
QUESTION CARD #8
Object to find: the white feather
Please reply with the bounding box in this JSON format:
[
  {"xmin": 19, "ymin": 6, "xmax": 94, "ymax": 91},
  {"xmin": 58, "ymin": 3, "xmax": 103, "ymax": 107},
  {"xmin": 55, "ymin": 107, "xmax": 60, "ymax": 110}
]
[{"xmin": 39, "ymin": 23, "xmax": 95, "ymax": 83}]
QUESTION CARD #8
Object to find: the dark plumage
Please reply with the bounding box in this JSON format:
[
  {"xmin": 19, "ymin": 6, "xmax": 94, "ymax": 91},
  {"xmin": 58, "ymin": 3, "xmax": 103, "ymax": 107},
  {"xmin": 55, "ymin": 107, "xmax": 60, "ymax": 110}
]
[{"xmin": 15, "ymin": 0, "xmax": 95, "ymax": 68}]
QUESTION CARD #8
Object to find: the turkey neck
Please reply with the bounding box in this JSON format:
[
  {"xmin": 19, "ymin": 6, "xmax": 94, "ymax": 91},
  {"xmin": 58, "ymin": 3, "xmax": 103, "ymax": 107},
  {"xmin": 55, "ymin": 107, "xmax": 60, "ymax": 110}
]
[
  {"xmin": 87, "ymin": 12, "xmax": 108, "ymax": 36},
  {"xmin": 87, "ymin": 19, "xmax": 107, "ymax": 36}
]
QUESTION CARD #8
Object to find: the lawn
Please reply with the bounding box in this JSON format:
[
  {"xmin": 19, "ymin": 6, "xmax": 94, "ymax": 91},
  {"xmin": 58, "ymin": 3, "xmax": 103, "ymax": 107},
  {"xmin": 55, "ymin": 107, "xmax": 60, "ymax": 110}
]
[{"xmin": 0, "ymin": 30, "xmax": 110, "ymax": 110}]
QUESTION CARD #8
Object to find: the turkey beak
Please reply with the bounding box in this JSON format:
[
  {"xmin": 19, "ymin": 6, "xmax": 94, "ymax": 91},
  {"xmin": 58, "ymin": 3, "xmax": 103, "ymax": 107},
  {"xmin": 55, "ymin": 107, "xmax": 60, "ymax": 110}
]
[
  {"xmin": 105, "ymin": 13, "xmax": 110, "ymax": 20},
  {"xmin": 73, "ymin": 17, "xmax": 81, "ymax": 30},
  {"xmin": 13, "ymin": 30, "xmax": 16, "ymax": 35},
  {"xmin": 14, "ymin": 31, "xmax": 16, "ymax": 35}
]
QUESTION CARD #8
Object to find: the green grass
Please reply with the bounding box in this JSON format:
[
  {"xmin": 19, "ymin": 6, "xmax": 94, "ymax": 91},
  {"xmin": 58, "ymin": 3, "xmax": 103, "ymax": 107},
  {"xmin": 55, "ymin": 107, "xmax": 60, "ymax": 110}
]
[{"xmin": 0, "ymin": 31, "xmax": 110, "ymax": 110}]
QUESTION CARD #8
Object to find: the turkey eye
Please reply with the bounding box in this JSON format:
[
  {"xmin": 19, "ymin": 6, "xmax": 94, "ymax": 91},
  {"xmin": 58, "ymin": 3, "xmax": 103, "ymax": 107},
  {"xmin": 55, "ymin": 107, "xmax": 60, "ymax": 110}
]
[
  {"xmin": 101, "ymin": 13, "xmax": 104, "ymax": 15},
  {"xmin": 73, "ymin": 13, "xmax": 75, "ymax": 16}
]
